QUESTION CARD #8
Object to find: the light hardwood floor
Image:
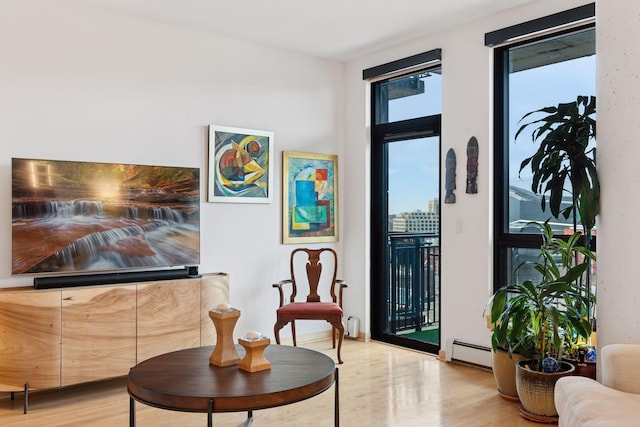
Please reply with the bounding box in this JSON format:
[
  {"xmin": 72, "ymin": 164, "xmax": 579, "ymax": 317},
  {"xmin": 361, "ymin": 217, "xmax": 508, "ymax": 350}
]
[{"xmin": 0, "ymin": 339, "xmax": 539, "ymax": 426}]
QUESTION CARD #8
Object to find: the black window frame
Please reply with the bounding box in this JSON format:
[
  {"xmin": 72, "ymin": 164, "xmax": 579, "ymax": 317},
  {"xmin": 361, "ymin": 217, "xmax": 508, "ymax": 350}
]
[{"xmin": 490, "ymin": 4, "xmax": 596, "ymax": 293}]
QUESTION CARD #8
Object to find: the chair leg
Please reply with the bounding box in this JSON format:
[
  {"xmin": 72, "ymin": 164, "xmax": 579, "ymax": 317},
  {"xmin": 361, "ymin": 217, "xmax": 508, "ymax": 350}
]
[
  {"xmin": 331, "ymin": 321, "xmax": 345, "ymax": 364},
  {"xmin": 274, "ymin": 319, "xmax": 288, "ymax": 345},
  {"xmin": 291, "ymin": 320, "xmax": 297, "ymax": 347},
  {"xmin": 331, "ymin": 326, "xmax": 336, "ymax": 349}
]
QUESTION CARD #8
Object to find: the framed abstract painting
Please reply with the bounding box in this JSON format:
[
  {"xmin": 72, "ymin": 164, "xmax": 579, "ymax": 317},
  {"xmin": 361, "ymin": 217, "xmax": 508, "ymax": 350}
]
[
  {"xmin": 208, "ymin": 125, "xmax": 274, "ymax": 203},
  {"xmin": 282, "ymin": 151, "xmax": 338, "ymax": 244}
]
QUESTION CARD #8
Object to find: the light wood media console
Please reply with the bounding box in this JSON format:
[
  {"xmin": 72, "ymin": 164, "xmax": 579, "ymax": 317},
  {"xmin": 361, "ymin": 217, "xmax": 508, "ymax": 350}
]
[{"xmin": 0, "ymin": 272, "xmax": 229, "ymax": 412}]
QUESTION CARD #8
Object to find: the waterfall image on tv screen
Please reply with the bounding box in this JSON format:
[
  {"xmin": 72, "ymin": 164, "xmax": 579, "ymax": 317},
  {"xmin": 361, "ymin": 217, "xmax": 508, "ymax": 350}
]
[{"xmin": 12, "ymin": 158, "xmax": 200, "ymax": 275}]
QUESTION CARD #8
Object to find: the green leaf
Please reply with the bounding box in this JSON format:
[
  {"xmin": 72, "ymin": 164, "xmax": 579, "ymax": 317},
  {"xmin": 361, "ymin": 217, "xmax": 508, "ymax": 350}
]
[{"xmin": 514, "ymin": 96, "xmax": 598, "ymax": 233}]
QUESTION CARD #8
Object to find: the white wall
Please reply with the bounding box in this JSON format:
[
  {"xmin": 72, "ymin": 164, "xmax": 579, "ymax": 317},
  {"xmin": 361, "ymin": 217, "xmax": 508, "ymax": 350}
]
[
  {"xmin": 343, "ymin": 0, "xmax": 595, "ymax": 352},
  {"xmin": 595, "ymin": 0, "xmax": 640, "ymax": 348},
  {"xmin": 0, "ymin": 0, "xmax": 344, "ymax": 339}
]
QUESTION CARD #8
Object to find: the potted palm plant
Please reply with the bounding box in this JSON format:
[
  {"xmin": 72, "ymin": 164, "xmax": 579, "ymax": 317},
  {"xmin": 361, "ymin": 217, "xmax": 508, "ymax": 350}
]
[
  {"xmin": 516, "ymin": 95, "xmax": 599, "ymax": 379},
  {"xmin": 487, "ymin": 96, "xmax": 598, "ymax": 403},
  {"xmin": 515, "ymin": 95, "xmax": 598, "ymax": 307},
  {"xmin": 484, "ymin": 312, "xmax": 532, "ymax": 401},
  {"xmin": 489, "ymin": 222, "xmax": 595, "ymax": 422}
]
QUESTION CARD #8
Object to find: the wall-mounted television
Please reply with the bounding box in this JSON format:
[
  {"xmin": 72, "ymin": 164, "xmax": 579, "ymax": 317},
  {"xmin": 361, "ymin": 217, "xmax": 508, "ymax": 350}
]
[{"xmin": 12, "ymin": 158, "xmax": 200, "ymax": 279}]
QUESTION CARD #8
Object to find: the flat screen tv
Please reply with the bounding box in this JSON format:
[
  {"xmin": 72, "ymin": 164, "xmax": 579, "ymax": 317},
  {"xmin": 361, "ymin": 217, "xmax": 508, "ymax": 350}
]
[{"xmin": 12, "ymin": 158, "xmax": 200, "ymax": 277}]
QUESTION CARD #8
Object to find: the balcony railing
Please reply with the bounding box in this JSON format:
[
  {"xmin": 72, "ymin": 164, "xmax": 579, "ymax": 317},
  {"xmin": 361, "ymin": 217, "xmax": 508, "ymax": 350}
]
[{"xmin": 388, "ymin": 232, "xmax": 440, "ymax": 333}]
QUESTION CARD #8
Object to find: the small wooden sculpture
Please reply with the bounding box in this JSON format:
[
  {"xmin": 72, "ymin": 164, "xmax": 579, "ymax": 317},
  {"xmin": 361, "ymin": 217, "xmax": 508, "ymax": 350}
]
[
  {"xmin": 466, "ymin": 136, "xmax": 479, "ymax": 194},
  {"xmin": 238, "ymin": 333, "xmax": 271, "ymax": 373},
  {"xmin": 445, "ymin": 148, "xmax": 456, "ymax": 204},
  {"xmin": 209, "ymin": 305, "xmax": 241, "ymax": 367}
]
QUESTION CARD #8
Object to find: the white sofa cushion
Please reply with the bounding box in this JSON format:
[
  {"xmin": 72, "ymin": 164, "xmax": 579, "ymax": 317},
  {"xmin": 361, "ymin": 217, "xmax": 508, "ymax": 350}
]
[
  {"xmin": 556, "ymin": 344, "xmax": 640, "ymax": 426},
  {"xmin": 555, "ymin": 375, "xmax": 640, "ymax": 426}
]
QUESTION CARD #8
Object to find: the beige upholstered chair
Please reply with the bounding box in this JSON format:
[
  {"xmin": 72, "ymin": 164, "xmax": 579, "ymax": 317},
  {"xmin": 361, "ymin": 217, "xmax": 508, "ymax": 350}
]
[{"xmin": 272, "ymin": 248, "xmax": 347, "ymax": 364}]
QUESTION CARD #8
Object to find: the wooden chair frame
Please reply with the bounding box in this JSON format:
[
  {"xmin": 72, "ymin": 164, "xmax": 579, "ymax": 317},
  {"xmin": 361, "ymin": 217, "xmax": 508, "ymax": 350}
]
[{"xmin": 273, "ymin": 248, "xmax": 347, "ymax": 363}]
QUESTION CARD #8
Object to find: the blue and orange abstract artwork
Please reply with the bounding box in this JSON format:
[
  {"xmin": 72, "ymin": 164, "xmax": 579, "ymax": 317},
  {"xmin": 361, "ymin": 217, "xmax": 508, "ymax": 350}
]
[
  {"xmin": 283, "ymin": 151, "xmax": 338, "ymax": 243},
  {"xmin": 208, "ymin": 125, "xmax": 274, "ymax": 203}
]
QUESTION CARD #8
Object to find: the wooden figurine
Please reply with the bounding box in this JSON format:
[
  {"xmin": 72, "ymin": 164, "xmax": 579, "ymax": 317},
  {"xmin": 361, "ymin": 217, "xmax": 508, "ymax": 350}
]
[
  {"xmin": 209, "ymin": 305, "xmax": 241, "ymax": 367},
  {"xmin": 238, "ymin": 333, "xmax": 271, "ymax": 373},
  {"xmin": 466, "ymin": 136, "xmax": 479, "ymax": 194},
  {"xmin": 445, "ymin": 148, "xmax": 456, "ymax": 203}
]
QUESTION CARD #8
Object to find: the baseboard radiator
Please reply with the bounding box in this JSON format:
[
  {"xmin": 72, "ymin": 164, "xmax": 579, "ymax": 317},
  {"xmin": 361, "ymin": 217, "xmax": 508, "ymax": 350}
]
[{"xmin": 446, "ymin": 339, "xmax": 492, "ymax": 369}]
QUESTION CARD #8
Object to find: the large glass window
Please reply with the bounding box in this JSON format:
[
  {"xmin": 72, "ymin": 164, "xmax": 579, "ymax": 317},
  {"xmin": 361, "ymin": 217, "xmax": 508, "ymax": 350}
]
[
  {"xmin": 493, "ymin": 21, "xmax": 596, "ymax": 291},
  {"xmin": 506, "ymin": 28, "xmax": 595, "ymax": 233}
]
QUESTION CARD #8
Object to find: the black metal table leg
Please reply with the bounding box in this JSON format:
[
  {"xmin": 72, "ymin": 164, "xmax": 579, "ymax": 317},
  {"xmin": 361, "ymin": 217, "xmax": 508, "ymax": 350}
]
[
  {"xmin": 24, "ymin": 383, "xmax": 28, "ymax": 415},
  {"xmin": 130, "ymin": 397, "xmax": 135, "ymax": 427},
  {"xmin": 243, "ymin": 409, "xmax": 254, "ymax": 426},
  {"xmin": 335, "ymin": 368, "xmax": 339, "ymax": 427},
  {"xmin": 208, "ymin": 399, "xmax": 213, "ymax": 427}
]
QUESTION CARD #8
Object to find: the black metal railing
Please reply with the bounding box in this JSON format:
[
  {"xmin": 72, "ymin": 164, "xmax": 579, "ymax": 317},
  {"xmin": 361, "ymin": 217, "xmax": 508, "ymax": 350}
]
[{"xmin": 388, "ymin": 232, "xmax": 440, "ymax": 333}]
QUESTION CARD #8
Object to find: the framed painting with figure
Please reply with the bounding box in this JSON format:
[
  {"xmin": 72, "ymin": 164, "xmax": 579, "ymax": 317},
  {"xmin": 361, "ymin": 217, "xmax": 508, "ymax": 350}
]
[
  {"xmin": 282, "ymin": 151, "xmax": 338, "ymax": 244},
  {"xmin": 208, "ymin": 125, "xmax": 274, "ymax": 203}
]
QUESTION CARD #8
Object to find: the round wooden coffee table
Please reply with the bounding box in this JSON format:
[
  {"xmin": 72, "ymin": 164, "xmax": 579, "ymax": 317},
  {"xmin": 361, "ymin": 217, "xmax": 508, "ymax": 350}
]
[{"xmin": 127, "ymin": 344, "xmax": 338, "ymax": 426}]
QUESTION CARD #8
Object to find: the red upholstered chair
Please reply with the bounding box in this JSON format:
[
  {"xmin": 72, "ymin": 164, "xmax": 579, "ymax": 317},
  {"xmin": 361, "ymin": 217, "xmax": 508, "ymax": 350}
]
[{"xmin": 273, "ymin": 248, "xmax": 347, "ymax": 364}]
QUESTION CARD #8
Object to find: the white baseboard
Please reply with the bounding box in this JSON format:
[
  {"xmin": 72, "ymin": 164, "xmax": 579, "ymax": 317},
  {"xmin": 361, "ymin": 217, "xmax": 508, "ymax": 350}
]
[{"xmin": 445, "ymin": 338, "xmax": 492, "ymax": 368}]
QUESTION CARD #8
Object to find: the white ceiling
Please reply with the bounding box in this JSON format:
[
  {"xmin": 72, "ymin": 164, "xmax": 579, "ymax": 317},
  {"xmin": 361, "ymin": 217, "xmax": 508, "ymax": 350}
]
[{"xmin": 68, "ymin": 0, "xmax": 533, "ymax": 62}]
